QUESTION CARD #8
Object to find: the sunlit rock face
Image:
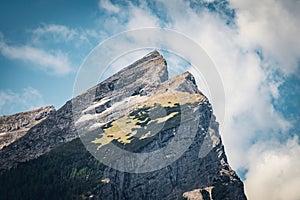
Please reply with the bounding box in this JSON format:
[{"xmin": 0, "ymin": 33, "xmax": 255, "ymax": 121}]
[
  {"xmin": 0, "ymin": 106, "xmax": 55, "ymax": 150},
  {"xmin": 0, "ymin": 50, "xmax": 168, "ymax": 172},
  {"xmin": 0, "ymin": 51, "xmax": 247, "ymax": 200}
]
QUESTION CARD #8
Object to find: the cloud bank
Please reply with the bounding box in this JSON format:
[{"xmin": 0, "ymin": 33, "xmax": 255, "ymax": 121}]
[
  {"xmin": 230, "ymin": 0, "xmax": 300, "ymax": 75},
  {"xmin": 245, "ymin": 136, "xmax": 300, "ymax": 200}
]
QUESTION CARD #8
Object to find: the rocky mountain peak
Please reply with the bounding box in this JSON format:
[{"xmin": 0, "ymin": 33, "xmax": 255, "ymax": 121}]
[
  {"xmin": 85, "ymin": 49, "xmax": 168, "ymax": 96},
  {"xmin": 146, "ymin": 49, "xmax": 161, "ymax": 57},
  {"xmin": 0, "ymin": 51, "xmax": 247, "ymax": 200}
]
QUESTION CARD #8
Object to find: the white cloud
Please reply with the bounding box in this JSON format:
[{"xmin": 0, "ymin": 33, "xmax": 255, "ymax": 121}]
[
  {"xmin": 228, "ymin": 0, "xmax": 300, "ymax": 75},
  {"xmin": 98, "ymin": 1, "xmax": 159, "ymax": 31},
  {"xmin": 245, "ymin": 136, "xmax": 300, "ymax": 200},
  {"xmin": 98, "ymin": 0, "xmax": 120, "ymax": 13},
  {"xmin": 0, "ymin": 39, "xmax": 72, "ymax": 75},
  {"xmin": 126, "ymin": 4, "xmax": 160, "ymax": 29},
  {"xmin": 0, "ymin": 87, "xmax": 45, "ymax": 115},
  {"xmin": 32, "ymin": 24, "xmax": 78, "ymax": 42},
  {"xmin": 31, "ymin": 24, "xmax": 101, "ymax": 47}
]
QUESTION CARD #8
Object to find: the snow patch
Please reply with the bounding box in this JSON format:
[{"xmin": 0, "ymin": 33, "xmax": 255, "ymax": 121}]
[{"xmin": 82, "ymin": 97, "xmax": 111, "ymax": 114}]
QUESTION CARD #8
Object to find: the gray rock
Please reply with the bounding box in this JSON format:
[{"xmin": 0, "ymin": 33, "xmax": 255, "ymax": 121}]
[
  {"xmin": 0, "ymin": 106, "xmax": 55, "ymax": 150},
  {"xmin": 0, "ymin": 50, "xmax": 168, "ymax": 172},
  {"xmin": 0, "ymin": 50, "xmax": 247, "ymax": 199}
]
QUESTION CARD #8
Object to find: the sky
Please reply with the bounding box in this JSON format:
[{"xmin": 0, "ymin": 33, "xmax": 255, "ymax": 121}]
[{"xmin": 0, "ymin": 0, "xmax": 300, "ymax": 199}]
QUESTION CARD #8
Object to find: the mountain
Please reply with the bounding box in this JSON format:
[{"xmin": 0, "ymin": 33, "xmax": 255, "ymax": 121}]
[
  {"xmin": 0, "ymin": 50, "xmax": 247, "ymax": 200},
  {"xmin": 0, "ymin": 106, "xmax": 55, "ymax": 150}
]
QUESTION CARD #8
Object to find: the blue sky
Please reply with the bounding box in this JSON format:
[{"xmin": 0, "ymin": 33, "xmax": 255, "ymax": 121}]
[
  {"xmin": 0, "ymin": 0, "xmax": 101, "ymax": 112},
  {"xmin": 0, "ymin": 0, "xmax": 300, "ymax": 199}
]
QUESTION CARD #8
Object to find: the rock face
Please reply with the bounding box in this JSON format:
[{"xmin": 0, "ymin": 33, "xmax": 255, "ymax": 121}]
[
  {"xmin": 0, "ymin": 50, "xmax": 168, "ymax": 172},
  {"xmin": 183, "ymin": 187, "xmax": 214, "ymax": 200},
  {"xmin": 0, "ymin": 50, "xmax": 247, "ymax": 199},
  {"xmin": 0, "ymin": 106, "xmax": 55, "ymax": 150}
]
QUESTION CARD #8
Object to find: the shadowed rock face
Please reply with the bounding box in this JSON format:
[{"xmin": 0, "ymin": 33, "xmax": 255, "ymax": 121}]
[{"xmin": 0, "ymin": 50, "xmax": 247, "ymax": 200}]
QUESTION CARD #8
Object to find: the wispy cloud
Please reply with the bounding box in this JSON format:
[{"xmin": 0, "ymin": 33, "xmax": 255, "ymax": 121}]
[
  {"xmin": 0, "ymin": 87, "xmax": 46, "ymax": 115},
  {"xmin": 0, "ymin": 37, "xmax": 73, "ymax": 75},
  {"xmin": 126, "ymin": 3, "xmax": 160, "ymax": 29},
  {"xmin": 32, "ymin": 24, "xmax": 78, "ymax": 42},
  {"xmin": 98, "ymin": 0, "xmax": 120, "ymax": 13},
  {"xmin": 31, "ymin": 24, "xmax": 100, "ymax": 46}
]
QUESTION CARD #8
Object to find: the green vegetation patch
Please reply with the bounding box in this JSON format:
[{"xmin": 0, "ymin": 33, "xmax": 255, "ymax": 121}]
[{"xmin": 0, "ymin": 139, "xmax": 104, "ymax": 200}]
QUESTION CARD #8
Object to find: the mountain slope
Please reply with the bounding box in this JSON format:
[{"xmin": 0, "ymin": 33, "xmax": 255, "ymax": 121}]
[
  {"xmin": 0, "ymin": 50, "xmax": 247, "ymax": 200},
  {"xmin": 0, "ymin": 50, "xmax": 168, "ymax": 172},
  {"xmin": 0, "ymin": 106, "xmax": 54, "ymax": 150}
]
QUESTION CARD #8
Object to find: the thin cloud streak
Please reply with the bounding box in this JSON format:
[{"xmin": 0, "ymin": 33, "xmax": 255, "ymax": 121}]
[
  {"xmin": 31, "ymin": 23, "xmax": 101, "ymax": 46},
  {"xmin": 0, "ymin": 37, "xmax": 72, "ymax": 75},
  {"xmin": 32, "ymin": 24, "xmax": 78, "ymax": 42}
]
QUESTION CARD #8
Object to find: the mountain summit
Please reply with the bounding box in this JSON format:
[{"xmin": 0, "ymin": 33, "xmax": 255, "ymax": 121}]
[{"xmin": 0, "ymin": 50, "xmax": 247, "ymax": 200}]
